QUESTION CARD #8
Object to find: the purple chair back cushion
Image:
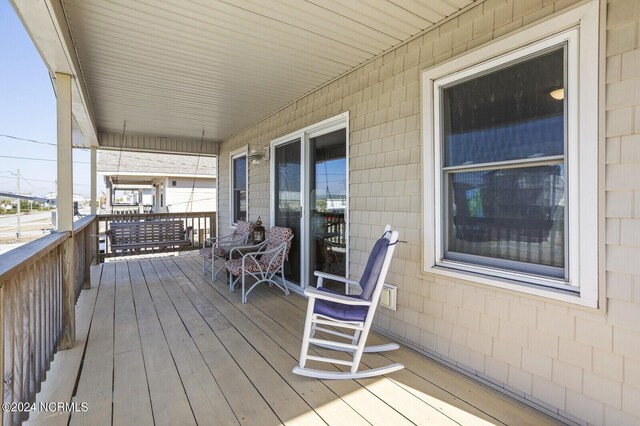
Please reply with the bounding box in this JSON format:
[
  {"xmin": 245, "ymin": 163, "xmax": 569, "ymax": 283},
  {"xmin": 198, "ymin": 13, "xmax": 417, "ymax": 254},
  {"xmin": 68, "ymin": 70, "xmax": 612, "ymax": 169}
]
[
  {"xmin": 313, "ymin": 238, "xmax": 389, "ymax": 323},
  {"xmin": 358, "ymin": 237, "xmax": 390, "ymax": 301}
]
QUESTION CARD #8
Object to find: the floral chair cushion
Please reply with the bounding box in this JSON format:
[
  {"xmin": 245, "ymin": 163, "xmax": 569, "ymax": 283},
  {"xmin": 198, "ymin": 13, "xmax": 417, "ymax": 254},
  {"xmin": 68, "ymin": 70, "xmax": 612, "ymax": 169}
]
[
  {"xmin": 199, "ymin": 247, "xmax": 212, "ymax": 259},
  {"xmin": 260, "ymin": 226, "xmax": 293, "ymax": 266},
  {"xmin": 224, "ymin": 226, "xmax": 293, "ymax": 276},
  {"xmin": 233, "ymin": 221, "xmax": 255, "ymax": 241},
  {"xmin": 201, "ymin": 220, "xmax": 254, "ymax": 261}
]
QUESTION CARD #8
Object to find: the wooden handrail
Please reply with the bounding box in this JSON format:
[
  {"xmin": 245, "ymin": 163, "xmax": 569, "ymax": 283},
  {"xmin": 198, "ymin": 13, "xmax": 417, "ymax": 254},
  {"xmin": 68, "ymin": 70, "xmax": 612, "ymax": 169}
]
[
  {"xmin": 0, "ymin": 215, "xmax": 98, "ymax": 424},
  {"xmin": 0, "ymin": 232, "xmax": 70, "ymax": 284},
  {"xmin": 73, "ymin": 215, "xmax": 95, "ymax": 233},
  {"xmin": 97, "ymin": 211, "xmax": 215, "ymax": 220}
]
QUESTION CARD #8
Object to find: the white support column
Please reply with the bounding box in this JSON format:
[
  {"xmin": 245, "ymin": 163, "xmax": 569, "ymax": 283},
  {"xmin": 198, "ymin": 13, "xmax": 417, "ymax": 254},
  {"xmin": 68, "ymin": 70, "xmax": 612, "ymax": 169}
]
[
  {"xmin": 55, "ymin": 72, "xmax": 75, "ymax": 350},
  {"xmin": 90, "ymin": 146, "xmax": 97, "ymax": 215},
  {"xmin": 56, "ymin": 73, "xmax": 73, "ymax": 232}
]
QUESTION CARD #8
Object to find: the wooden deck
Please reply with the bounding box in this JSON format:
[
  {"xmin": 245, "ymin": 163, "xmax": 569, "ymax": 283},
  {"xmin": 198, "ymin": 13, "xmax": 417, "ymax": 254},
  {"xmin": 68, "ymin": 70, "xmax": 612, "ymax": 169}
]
[{"xmin": 26, "ymin": 253, "xmax": 560, "ymax": 426}]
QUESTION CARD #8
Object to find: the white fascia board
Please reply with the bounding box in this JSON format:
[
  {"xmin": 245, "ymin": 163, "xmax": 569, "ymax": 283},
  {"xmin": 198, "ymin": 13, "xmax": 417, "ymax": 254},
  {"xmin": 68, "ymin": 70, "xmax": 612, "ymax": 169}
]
[
  {"xmin": 10, "ymin": 0, "xmax": 98, "ymax": 147},
  {"xmin": 97, "ymin": 172, "xmax": 216, "ymax": 179}
]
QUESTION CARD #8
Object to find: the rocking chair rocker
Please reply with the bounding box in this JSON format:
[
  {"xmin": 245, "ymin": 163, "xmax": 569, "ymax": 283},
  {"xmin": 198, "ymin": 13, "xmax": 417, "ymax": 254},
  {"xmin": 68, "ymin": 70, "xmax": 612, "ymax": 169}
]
[{"xmin": 293, "ymin": 225, "xmax": 404, "ymax": 380}]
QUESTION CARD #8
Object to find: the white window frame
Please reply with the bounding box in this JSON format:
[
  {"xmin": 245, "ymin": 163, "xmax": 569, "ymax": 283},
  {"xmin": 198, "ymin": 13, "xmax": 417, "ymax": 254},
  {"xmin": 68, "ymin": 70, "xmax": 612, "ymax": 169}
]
[
  {"xmin": 230, "ymin": 145, "xmax": 248, "ymax": 227},
  {"xmin": 422, "ymin": 2, "xmax": 599, "ymax": 307}
]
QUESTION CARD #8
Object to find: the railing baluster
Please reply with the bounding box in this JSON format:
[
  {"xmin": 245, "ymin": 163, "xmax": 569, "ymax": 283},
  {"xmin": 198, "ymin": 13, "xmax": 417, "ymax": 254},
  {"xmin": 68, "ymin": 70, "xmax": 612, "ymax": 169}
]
[
  {"xmin": 27, "ymin": 264, "xmax": 35, "ymax": 406},
  {"xmin": 34, "ymin": 261, "xmax": 41, "ymax": 394},
  {"xmin": 3, "ymin": 283, "xmax": 13, "ymax": 426},
  {"xmin": 13, "ymin": 278, "xmax": 22, "ymax": 426},
  {"xmin": 0, "ymin": 286, "xmax": 4, "ymax": 426}
]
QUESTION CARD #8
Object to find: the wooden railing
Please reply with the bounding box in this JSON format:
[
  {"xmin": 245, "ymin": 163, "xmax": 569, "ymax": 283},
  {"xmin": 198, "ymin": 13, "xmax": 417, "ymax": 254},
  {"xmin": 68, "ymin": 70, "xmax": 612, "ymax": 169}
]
[
  {"xmin": 73, "ymin": 216, "xmax": 97, "ymax": 300},
  {"xmin": 0, "ymin": 215, "xmax": 97, "ymax": 425},
  {"xmin": 97, "ymin": 211, "xmax": 216, "ymax": 261}
]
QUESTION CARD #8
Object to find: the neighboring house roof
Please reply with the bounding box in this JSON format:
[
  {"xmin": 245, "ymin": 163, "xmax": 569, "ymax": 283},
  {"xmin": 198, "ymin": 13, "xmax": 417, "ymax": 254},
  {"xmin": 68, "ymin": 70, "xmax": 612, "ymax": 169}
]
[{"xmin": 98, "ymin": 151, "xmax": 217, "ymax": 177}]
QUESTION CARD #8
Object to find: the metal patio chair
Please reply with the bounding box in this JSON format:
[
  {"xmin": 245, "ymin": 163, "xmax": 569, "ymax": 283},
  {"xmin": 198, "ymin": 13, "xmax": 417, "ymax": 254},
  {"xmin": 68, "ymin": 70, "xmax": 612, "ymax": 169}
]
[
  {"xmin": 200, "ymin": 220, "xmax": 254, "ymax": 281},
  {"xmin": 292, "ymin": 225, "xmax": 404, "ymax": 379},
  {"xmin": 224, "ymin": 226, "xmax": 293, "ymax": 304}
]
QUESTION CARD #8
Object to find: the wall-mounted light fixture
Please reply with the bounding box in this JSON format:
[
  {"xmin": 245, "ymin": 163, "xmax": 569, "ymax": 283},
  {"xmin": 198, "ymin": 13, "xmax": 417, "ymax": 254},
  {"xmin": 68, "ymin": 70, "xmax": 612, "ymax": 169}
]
[
  {"xmin": 549, "ymin": 87, "xmax": 564, "ymax": 100},
  {"xmin": 247, "ymin": 146, "xmax": 270, "ymax": 165}
]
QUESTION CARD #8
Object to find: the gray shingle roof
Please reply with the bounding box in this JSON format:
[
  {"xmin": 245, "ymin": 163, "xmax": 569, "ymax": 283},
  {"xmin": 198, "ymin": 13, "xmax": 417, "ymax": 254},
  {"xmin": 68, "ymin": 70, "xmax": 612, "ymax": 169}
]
[{"xmin": 97, "ymin": 151, "xmax": 216, "ymax": 177}]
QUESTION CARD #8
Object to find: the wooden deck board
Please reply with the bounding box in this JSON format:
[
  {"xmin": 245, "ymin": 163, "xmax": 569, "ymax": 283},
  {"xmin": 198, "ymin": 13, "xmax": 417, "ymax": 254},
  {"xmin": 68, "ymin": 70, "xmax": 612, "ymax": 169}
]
[
  {"xmin": 166, "ymin": 257, "xmax": 374, "ymax": 426},
  {"xmin": 126, "ymin": 260, "xmax": 195, "ymax": 426},
  {"xmin": 70, "ymin": 262, "xmax": 116, "ymax": 426},
  {"xmin": 174, "ymin": 255, "xmax": 448, "ymax": 426},
  {"xmin": 146, "ymin": 257, "xmax": 272, "ymax": 426},
  {"xmin": 29, "ymin": 253, "xmax": 563, "ymax": 426},
  {"xmin": 112, "ymin": 262, "xmax": 154, "ymax": 426},
  {"xmin": 138, "ymin": 259, "xmax": 236, "ymax": 425}
]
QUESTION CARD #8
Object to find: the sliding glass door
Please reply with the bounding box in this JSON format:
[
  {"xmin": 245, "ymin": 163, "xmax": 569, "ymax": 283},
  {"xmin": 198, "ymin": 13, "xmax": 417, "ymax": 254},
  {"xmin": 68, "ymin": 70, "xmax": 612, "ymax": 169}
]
[{"xmin": 270, "ymin": 114, "xmax": 349, "ymax": 291}]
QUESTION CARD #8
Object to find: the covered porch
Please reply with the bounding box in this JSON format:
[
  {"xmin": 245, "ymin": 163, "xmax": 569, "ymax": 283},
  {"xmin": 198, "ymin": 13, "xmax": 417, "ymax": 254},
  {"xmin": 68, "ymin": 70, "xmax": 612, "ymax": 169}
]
[
  {"xmin": 27, "ymin": 252, "xmax": 557, "ymax": 426},
  {"xmin": 6, "ymin": 0, "xmax": 638, "ymax": 424}
]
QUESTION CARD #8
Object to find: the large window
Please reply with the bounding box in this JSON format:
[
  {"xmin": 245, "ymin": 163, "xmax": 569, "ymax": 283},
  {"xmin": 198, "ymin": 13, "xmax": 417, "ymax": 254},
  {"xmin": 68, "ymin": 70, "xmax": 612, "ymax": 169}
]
[
  {"xmin": 231, "ymin": 148, "xmax": 247, "ymax": 224},
  {"xmin": 422, "ymin": 4, "xmax": 599, "ymax": 306},
  {"xmin": 443, "ymin": 47, "xmax": 566, "ymax": 279}
]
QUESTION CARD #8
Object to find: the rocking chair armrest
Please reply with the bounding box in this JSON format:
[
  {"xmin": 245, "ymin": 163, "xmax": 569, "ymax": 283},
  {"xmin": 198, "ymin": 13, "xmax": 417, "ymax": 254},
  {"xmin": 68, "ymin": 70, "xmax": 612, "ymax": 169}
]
[
  {"xmin": 304, "ymin": 287, "xmax": 372, "ymax": 306},
  {"xmin": 313, "ymin": 271, "xmax": 360, "ymax": 287}
]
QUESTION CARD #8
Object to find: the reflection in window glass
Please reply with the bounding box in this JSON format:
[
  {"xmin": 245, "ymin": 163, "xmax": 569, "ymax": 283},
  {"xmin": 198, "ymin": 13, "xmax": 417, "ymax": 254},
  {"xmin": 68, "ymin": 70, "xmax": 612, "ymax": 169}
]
[
  {"xmin": 443, "ymin": 48, "xmax": 565, "ymax": 167},
  {"xmin": 233, "ymin": 156, "xmax": 246, "ymax": 222},
  {"xmin": 441, "ymin": 46, "xmax": 567, "ymax": 278},
  {"xmin": 274, "ymin": 140, "xmax": 302, "ymax": 284},
  {"xmin": 447, "ymin": 166, "xmax": 565, "ymax": 276},
  {"xmin": 309, "ymin": 129, "xmax": 347, "ymax": 289}
]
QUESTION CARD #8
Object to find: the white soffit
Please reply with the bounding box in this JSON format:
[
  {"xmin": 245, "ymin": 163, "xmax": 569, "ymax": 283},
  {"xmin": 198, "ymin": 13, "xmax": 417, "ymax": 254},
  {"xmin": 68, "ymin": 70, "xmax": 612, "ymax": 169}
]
[{"xmin": 61, "ymin": 0, "xmax": 474, "ymax": 141}]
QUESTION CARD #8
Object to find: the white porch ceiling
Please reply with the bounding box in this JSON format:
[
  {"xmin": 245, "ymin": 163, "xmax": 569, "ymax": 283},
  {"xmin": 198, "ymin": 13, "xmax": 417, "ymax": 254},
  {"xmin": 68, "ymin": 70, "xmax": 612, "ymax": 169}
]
[{"xmin": 62, "ymin": 0, "xmax": 475, "ymax": 141}]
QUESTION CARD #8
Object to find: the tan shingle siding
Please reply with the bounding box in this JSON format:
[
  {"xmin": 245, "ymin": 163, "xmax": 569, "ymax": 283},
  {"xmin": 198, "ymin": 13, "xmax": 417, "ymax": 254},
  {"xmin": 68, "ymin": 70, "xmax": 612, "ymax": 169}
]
[{"xmin": 217, "ymin": 0, "xmax": 640, "ymax": 423}]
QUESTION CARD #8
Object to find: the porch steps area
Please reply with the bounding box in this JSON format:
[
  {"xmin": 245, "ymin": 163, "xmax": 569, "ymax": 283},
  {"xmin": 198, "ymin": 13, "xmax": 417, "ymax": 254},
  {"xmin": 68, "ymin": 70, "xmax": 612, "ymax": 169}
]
[{"xmin": 26, "ymin": 253, "xmax": 561, "ymax": 425}]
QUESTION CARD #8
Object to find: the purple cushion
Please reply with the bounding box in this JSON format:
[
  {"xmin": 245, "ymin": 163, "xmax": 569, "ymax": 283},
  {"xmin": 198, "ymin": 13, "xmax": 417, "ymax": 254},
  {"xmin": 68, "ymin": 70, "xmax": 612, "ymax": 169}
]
[
  {"xmin": 314, "ymin": 301, "xmax": 368, "ymax": 322},
  {"xmin": 358, "ymin": 238, "xmax": 390, "ymax": 300},
  {"xmin": 313, "ymin": 287, "xmax": 368, "ymax": 322}
]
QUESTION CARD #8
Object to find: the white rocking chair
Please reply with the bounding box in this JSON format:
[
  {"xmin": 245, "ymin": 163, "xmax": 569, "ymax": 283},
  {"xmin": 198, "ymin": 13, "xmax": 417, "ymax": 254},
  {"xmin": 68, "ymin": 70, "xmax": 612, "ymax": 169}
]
[{"xmin": 293, "ymin": 225, "xmax": 404, "ymax": 380}]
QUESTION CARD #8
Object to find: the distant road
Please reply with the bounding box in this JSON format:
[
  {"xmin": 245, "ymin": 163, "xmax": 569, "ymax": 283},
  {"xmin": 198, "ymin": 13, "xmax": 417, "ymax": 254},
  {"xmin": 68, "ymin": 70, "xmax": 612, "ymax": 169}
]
[{"xmin": 0, "ymin": 211, "xmax": 54, "ymax": 241}]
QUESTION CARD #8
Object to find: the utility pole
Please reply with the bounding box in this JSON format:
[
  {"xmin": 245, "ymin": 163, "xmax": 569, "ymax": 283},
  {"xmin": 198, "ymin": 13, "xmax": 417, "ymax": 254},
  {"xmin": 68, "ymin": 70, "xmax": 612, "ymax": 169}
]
[{"xmin": 16, "ymin": 168, "xmax": 21, "ymax": 239}]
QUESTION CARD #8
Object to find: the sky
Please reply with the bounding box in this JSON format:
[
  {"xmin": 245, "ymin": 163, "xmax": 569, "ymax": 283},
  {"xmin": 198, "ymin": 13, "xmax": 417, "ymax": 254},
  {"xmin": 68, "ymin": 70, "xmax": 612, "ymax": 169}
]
[{"xmin": 0, "ymin": 0, "xmax": 98, "ymax": 199}]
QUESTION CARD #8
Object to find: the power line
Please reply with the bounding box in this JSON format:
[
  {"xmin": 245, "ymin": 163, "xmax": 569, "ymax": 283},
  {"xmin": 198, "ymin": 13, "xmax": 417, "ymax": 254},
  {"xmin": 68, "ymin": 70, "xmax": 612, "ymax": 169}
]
[
  {"xmin": 0, "ymin": 175, "xmax": 90, "ymax": 186},
  {"xmin": 0, "ymin": 155, "xmax": 90, "ymax": 164},
  {"xmin": 0, "ymin": 133, "xmax": 57, "ymax": 147},
  {"xmin": 0, "ymin": 134, "xmax": 215, "ymax": 169}
]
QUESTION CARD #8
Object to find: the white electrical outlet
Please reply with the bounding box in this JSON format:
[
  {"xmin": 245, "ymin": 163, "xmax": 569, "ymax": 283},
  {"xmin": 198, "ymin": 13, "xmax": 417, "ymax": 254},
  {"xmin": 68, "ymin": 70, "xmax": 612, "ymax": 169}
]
[
  {"xmin": 379, "ymin": 283, "xmax": 397, "ymax": 311},
  {"xmin": 347, "ymin": 282, "xmax": 397, "ymax": 311}
]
